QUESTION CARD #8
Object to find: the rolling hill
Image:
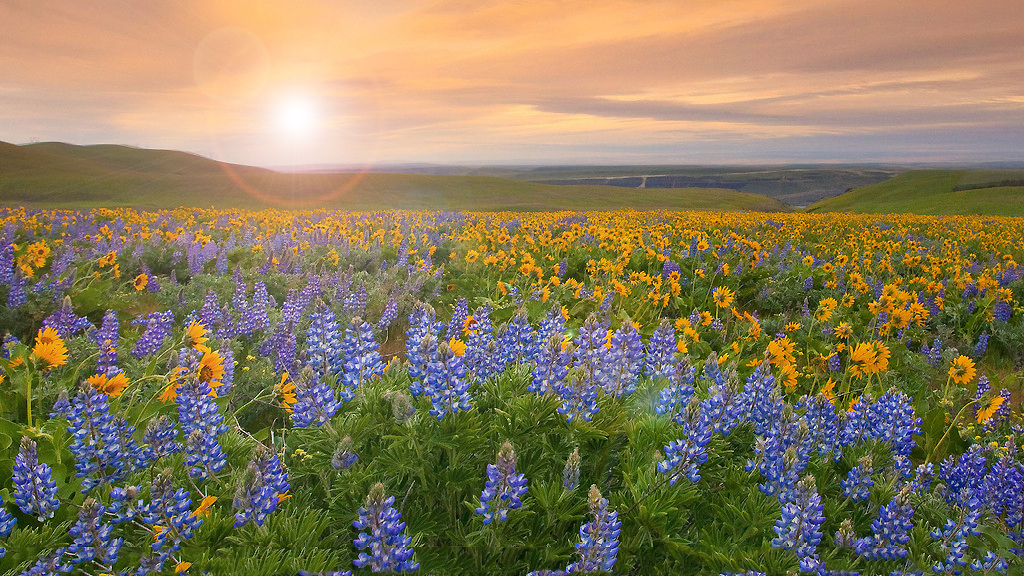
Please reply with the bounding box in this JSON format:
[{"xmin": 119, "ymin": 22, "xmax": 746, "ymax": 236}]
[
  {"xmin": 0, "ymin": 141, "xmax": 789, "ymax": 212},
  {"xmin": 805, "ymin": 170, "xmax": 1024, "ymax": 216}
]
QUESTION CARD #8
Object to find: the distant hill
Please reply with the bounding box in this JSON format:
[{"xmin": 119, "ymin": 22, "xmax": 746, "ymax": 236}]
[
  {"xmin": 0, "ymin": 141, "xmax": 789, "ymax": 212},
  {"xmin": 805, "ymin": 170, "xmax": 1024, "ymax": 216}
]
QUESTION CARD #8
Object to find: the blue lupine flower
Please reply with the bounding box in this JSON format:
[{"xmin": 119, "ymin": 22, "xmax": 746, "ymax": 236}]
[
  {"xmin": 19, "ymin": 547, "xmax": 71, "ymax": 575},
  {"xmin": 931, "ymin": 496, "xmax": 982, "ymax": 573},
  {"xmin": 67, "ymin": 497, "xmax": 122, "ymax": 566},
  {"xmin": 974, "ymin": 332, "xmax": 989, "ymax": 358},
  {"xmin": 567, "ymin": 485, "xmax": 621, "ymax": 573},
  {"xmin": 658, "ymin": 400, "xmax": 713, "ymax": 485},
  {"xmin": 108, "ymin": 485, "xmax": 140, "ymax": 525},
  {"xmin": 344, "ymin": 284, "xmax": 368, "ymax": 316},
  {"xmin": 378, "ymin": 295, "xmax": 399, "ymax": 331},
  {"xmin": 655, "ymin": 362, "xmax": 696, "ymax": 423},
  {"xmin": 563, "ymin": 448, "xmax": 581, "ymax": 491},
  {"xmin": 342, "ymin": 316, "xmax": 384, "ymax": 396},
  {"xmin": 42, "ymin": 296, "xmax": 92, "ymax": 339},
  {"xmin": 741, "ymin": 362, "xmax": 783, "ymax": 436},
  {"xmin": 92, "ymin": 309, "xmax": 120, "ymax": 375},
  {"xmin": 925, "ymin": 339, "xmax": 942, "ymax": 368},
  {"xmin": 841, "ymin": 457, "xmax": 874, "ymax": 502},
  {"xmin": 61, "ymin": 384, "xmax": 140, "ymax": 492},
  {"xmin": 423, "ymin": 342, "xmax": 472, "ymax": 419},
  {"xmin": 536, "ymin": 306, "xmax": 566, "ymax": 350},
  {"xmin": 405, "ymin": 305, "xmax": 441, "ymax": 395},
  {"xmin": 572, "ymin": 314, "xmax": 611, "ymax": 394},
  {"xmin": 556, "ymin": 369, "xmax": 600, "ymax": 424},
  {"xmin": 446, "ymin": 298, "xmax": 469, "ymax": 341},
  {"xmin": 982, "ymin": 445, "xmax": 1024, "ymax": 528},
  {"xmin": 177, "ymin": 379, "xmax": 228, "ymax": 480},
  {"xmin": 755, "ymin": 410, "xmax": 813, "ymax": 502},
  {"xmin": 291, "ymin": 372, "xmax": 341, "ymax": 428},
  {"xmin": 307, "ymin": 305, "xmax": 344, "ymax": 382},
  {"xmin": 0, "ymin": 492, "xmax": 15, "ymax": 547},
  {"xmin": 771, "ymin": 476, "xmax": 824, "ymax": 571},
  {"xmin": 234, "ymin": 448, "xmax": 290, "ymax": 527},
  {"xmin": 140, "ymin": 470, "xmax": 202, "ymax": 555},
  {"xmin": 496, "ymin": 310, "xmax": 536, "ymax": 367},
  {"xmin": 332, "ymin": 436, "xmax": 358, "ymax": 470},
  {"xmin": 236, "ymin": 280, "xmax": 272, "ymax": 336},
  {"xmin": 530, "ymin": 334, "xmax": 571, "ymax": 396},
  {"xmin": 13, "ymin": 437, "xmax": 60, "ymax": 521},
  {"xmin": 993, "ymin": 299, "xmax": 1012, "ymax": 322},
  {"xmin": 645, "ymin": 320, "xmax": 678, "ymax": 380},
  {"xmin": 854, "ymin": 488, "xmax": 914, "ymax": 560},
  {"xmin": 475, "ymin": 441, "xmax": 528, "ymax": 524},
  {"xmin": 604, "ymin": 319, "xmax": 644, "ymax": 397},
  {"xmin": 353, "ymin": 482, "xmax": 419, "ymax": 572},
  {"xmin": 970, "ymin": 551, "xmax": 1009, "ymax": 573},
  {"xmin": 464, "ymin": 303, "xmax": 496, "ymax": 382},
  {"xmin": 131, "ymin": 310, "xmax": 175, "ymax": 358},
  {"xmin": 938, "ymin": 445, "xmax": 988, "ymax": 507}
]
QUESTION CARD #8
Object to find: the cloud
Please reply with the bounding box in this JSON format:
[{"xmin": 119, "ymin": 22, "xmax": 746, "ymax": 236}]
[{"xmin": 1, "ymin": 0, "xmax": 1022, "ymax": 164}]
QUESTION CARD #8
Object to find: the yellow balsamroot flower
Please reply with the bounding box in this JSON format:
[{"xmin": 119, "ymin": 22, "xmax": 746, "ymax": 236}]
[
  {"xmin": 174, "ymin": 561, "xmax": 192, "ymax": 574},
  {"xmin": 197, "ymin": 349, "xmax": 226, "ymax": 388},
  {"xmin": 712, "ymin": 286, "xmax": 735, "ymax": 309},
  {"xmin": 778, "ymin": 362, "xmax": 798, "ymax": 393},
  {"xmin": 32, "ymin": 326, "xmax": 68, "ymax": 369},
  {"xmin": 948, "ymin": 355, "xmax": 977, "ymax": 385},
  {"xmin": 848, "ymin": 342, "xmax": 877, "ymax": 379},
  {"xmin": 784, "ymin": 322, "xmax": 802, "ymax": 333},
  {"xmin": 277, "ymin": 372, "xmax": 297, "ymax": 412},
  {"xmin": 448, "ymin": 338, "xmax": 467, "ymax": 357},
  {"xmin": 977, "ymin": 395, "xmax": 1005, "ymax": 424},
  {"xmin": 820, "ymin": 377, "xmax": 836, "ymax": 402},
  {"xmin": 190, "ymin": 495, "xmax": 218, "ymax": 518},
  {"xmin": 834, "ymin": 322, "xmax": 852, "ymax": 339},
  {"xmin": 86, "ymin": 371, "xmax": 129, "ymax": 398},
  {"xmin": 186, "ymin": 321, "xmax": 209, "ymax": 348},
  {"xmin": 767, "ymin": 336, "xmax": 796, "ymax": 366},
  {"xmin": 133, "ymin": 273, "xmax": 148, "ymax": 291}
]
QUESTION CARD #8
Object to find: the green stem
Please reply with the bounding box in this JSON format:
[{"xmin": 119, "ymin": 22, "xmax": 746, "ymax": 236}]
[{"xmin": 926, "ymin": 399, "xmax": 980, "ymax": 464}]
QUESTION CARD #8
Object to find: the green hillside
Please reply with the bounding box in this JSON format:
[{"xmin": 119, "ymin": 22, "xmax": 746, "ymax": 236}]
[
  {"xmin": 806, "ymin": 170, "xmax": 1024, "ymax": 216},
  {"xmin": 0, "ymin": 142, "xmax": 789, "ymax": 212}
]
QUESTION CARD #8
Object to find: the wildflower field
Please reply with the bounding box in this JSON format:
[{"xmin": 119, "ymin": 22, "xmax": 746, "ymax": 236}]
[{"xmin": 1, "ymin": 206, "xmax": 1024, "ymax": 575}]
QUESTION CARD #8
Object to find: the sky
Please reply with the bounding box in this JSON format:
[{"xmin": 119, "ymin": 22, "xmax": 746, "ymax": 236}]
[{"xmin": 1, "ymin": 0, "xmax": 1023, "ymax": 166}]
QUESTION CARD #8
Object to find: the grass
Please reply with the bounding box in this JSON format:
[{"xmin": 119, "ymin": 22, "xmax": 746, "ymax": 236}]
[
  {"xmin": 805, "ymin": 170, "xmax": 1024, "ymax": 216},
  {"xmin": 0, "ymin": 141, "xmax": 789, "ymax": 212}
]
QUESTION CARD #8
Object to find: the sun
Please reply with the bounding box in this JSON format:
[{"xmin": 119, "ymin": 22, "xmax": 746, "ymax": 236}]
[{"xmin": 274, "ymin": 96, "xmax": 318, "ymax": 138}]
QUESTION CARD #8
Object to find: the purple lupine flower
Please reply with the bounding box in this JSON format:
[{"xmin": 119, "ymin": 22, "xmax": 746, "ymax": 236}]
[
  {"xmin": 475, "ymin": 441, "xmax": 528, "ymax": 524},
  {"xmin": 0, "ymin": 491, "xmax": 17, "ymax": 547},
  {"xmin": 352, "ymin": 482, "xmax": 419, "ymax": 572},
  {"xmin": 645, "ymin": 320, "xmax": 678, "ymax": 380},
  {"xmin": 342, "ymin": 316, "xmax": 384, "ymax": 398},
  {"xmin": 567, "ymin": 485, "xmax": 621, "ymax": 573},
  {"xmin": 464, "ymin": 303, "xmax": 496, "ymax": 382},
  {"xmin": 841, "ymin": 456, "xmax": 874, "ymax": 502},
  {"xmin": 92, "ymin": 309, "xmax": 119, "ymax": 375},
  {"xmin": 572, "ymin": 314, "xmax": 611, "ymax": 393},
  {"xmin": 344, "ymin": 284, "xmax": 367, "ymax": 316},
  {"xmin": 67, "ymin": 497, "xmax": 122, "ymax": 566},
  {"xmin": 234, "ymin": 447, "xmax": 290, "ymax": 528},
  {"xmin": 6, "ymin": 272, "xmax": 27, "ymax": 307},
  {"xmin": 13, "ymin": 437, "xmax": 60, "ymax": 520},
  {"xmin": 131, "ymin": 310, "xmax": 174, "ymax": 358},
  {"xmin": 771, "ymin": 476, "xmax": 824, "ymax": 571}
]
